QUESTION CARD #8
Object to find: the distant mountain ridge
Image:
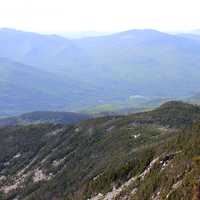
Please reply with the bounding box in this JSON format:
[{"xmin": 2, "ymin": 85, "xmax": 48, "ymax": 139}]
[
  {"xmin": 1, "ymin": 28, "xmax": 200, "ymax": 114},
  {"xmin": 0, "ymin": 111, "xmax": 91, "ymax": 126},
  {"xmin": 0, "ymin": 57, "xmax": 97, "ymax": 116}
]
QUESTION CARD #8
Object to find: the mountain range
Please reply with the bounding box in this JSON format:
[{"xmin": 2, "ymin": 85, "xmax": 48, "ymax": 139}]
[{"xmin": 1, "ymin": 28, "xmax": 200, "ymax": 115}]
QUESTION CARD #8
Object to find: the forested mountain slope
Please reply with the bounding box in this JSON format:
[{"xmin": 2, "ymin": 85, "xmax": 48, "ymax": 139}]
[{"xmin": 0, "ymin": 102, "xmax": 200, "ymax": 200}]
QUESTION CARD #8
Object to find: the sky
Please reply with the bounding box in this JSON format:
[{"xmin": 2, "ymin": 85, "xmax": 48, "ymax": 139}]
[{"xmin": 0, "ymin": 0, "xmax": 200, "ymax": 33}]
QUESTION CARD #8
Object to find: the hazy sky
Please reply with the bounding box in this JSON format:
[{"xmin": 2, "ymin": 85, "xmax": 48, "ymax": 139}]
[{"xmin": 0, "ymin": 0, "xmax": 200, "ymax": 33}]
